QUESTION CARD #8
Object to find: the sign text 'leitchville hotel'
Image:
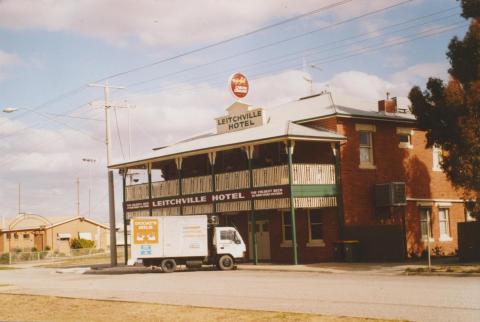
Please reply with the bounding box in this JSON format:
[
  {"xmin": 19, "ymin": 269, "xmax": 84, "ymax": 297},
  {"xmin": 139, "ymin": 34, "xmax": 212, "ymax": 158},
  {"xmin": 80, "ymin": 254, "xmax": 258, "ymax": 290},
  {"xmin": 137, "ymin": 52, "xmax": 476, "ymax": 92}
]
[{"xmin": 215, "ymin": 107, "xmax": 264, "ymax": 134}]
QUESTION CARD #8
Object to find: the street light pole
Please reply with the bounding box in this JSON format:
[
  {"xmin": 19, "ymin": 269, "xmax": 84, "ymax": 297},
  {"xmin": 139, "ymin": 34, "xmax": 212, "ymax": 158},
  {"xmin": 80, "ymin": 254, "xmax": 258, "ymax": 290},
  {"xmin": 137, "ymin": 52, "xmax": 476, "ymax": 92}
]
[{"xmin": 89, "ymin": 81, "xmax": 125, "ymax": 267}]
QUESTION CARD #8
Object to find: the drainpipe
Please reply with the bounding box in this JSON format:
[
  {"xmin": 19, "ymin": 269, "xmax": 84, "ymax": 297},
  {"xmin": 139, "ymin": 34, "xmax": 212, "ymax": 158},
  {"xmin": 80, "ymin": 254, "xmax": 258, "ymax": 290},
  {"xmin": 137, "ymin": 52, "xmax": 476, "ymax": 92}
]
[
  {"xmin": 331, "ymin": 142, "xmax": 345, "ymax": 240},
  {"xmin": 245, "ymin": 146, "xmax": 258, "ymax": 265},
  {"xmin": 209, "ymin": 152, "xmax": 217, "ymax": 217},
  {"xmin": 176, "ymin": 158, "xmax": 183, "ymax": 215},
  {"xmin": 286, "ymin": 140, "xmax": 298, "ymax": 265},
  {"xmin": 122, "ymin": 170, "xmax": 129, "ymax": 265},
  {"xmin": 148, "ymin": 164, "xmax": 153, "ymax": 217}
]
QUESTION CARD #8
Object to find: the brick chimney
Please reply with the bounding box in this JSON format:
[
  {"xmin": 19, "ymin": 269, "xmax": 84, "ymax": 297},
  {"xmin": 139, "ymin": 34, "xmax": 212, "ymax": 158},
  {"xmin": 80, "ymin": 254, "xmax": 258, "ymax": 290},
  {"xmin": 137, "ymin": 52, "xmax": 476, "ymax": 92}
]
[{"xmin": 378, "ymin": 94, "xmax": 397, "ymax": 113}]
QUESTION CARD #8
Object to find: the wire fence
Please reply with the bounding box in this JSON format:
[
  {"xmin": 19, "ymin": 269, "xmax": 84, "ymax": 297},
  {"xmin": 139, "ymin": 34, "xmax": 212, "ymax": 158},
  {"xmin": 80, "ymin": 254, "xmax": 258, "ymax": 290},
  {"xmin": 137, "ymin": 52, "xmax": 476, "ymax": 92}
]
[{"xmin": 0, "ymin": 248, "xmax": 128, "ymax": 265}]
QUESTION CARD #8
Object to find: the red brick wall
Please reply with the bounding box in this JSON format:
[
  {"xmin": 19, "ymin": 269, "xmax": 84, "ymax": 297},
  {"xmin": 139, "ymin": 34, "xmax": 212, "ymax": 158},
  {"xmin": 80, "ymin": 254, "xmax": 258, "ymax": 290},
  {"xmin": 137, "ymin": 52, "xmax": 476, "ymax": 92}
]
[
  {"xmin": 406, "ymin": 202, "xmax": 464, "ymax": 257},
  {"xmin": 230, "ymin": 208, "xmax": 338, "ymax": 264},
  {"xmin": 305, "ymin": 116, "xmax": 466, "ymax": 258}
]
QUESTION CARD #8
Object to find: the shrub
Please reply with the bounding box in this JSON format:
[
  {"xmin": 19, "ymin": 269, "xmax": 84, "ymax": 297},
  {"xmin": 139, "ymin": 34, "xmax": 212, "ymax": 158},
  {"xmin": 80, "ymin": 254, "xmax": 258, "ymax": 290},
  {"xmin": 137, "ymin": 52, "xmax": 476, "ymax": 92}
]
[
  {"xmin": 70, "ymin": 238, "xmax": 95, "ymax": 249},
  {"xmin": 44, "ymin": 245, "xmax": 51, "ymax": 251},
  {"xmin": 31, "ymin": 247, "xmax": 38, "ymax": 252},
  {"xmin": 0, "ymin": 253, "xmax": 9, "ymax": 264}
]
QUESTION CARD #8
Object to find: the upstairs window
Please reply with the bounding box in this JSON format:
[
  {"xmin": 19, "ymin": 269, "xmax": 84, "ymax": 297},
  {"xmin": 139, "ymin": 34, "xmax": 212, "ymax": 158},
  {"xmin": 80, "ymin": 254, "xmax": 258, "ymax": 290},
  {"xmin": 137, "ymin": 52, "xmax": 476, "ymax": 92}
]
[
  {"xmin": 359, "ymin": 131, "xmax": 374, "ymax": 164},
  {"xmin": 432, "ymin": 145, "xmax": 443, "ymax": 171},
  {"xmin": 355, "ymin": 124, "xmax": 376, "ymax": 169},
  {"xmin": 397, "ymin": 128, "xmax": 414, "ymax": 149}
]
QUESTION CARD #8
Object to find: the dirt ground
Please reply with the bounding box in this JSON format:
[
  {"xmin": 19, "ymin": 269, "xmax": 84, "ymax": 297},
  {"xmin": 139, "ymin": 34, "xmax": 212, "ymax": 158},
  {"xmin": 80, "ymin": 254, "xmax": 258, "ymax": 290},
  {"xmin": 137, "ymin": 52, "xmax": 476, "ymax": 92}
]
[{"xmin": 0, "ymin": 293, "xmax": 388, "ymax": 322}]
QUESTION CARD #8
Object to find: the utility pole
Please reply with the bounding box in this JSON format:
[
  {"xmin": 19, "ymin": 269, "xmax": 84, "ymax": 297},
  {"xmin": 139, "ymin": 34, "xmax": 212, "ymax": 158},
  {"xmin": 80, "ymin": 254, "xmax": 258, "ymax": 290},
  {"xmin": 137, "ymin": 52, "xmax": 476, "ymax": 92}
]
[
  {"xmin": 76, "ymin": 178, "xmax": 80, "ymax": 216},
  {"xmin": 88, "ymin": 81, "xmax": 125, "ymax": 267},
  {"xmin": 82, "ymin": 158, "xmax": 96, "ymax": 217}
]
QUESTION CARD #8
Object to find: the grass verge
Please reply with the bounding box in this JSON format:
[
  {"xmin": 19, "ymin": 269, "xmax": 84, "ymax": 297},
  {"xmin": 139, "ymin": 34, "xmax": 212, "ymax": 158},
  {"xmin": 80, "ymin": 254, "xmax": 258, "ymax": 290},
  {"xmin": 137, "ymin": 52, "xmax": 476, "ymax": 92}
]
[
  {"xmin": 405, "ymin": 265, "xmax": 480, "ymax": 274},
  {"xmin": 0, "ymin": 293, "xmax": 390, "ymax": 322}
]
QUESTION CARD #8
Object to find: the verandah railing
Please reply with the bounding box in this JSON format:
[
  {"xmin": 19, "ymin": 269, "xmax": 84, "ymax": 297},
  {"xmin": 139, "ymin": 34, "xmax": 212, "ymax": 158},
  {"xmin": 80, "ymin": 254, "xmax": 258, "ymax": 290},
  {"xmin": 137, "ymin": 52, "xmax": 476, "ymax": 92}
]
[{"xmin": 125, "ymin": 164, "xmax": 335, "ymax": 201}]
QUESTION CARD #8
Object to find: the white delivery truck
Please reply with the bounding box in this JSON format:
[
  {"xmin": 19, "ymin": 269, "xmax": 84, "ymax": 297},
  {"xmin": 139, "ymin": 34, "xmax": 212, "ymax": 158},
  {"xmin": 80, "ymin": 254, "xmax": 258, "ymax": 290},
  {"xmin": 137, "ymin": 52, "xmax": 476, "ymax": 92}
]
[{"xmin": 130, "ymin": 215, "xmax": 246, "ymax": 272}]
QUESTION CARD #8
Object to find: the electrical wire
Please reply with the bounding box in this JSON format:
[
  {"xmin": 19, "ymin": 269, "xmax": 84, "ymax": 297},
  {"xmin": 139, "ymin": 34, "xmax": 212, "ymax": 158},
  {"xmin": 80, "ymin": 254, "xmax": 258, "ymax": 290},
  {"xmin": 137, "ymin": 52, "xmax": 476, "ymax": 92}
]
[
  {"xmin": 126, "ymin": 0, "xmax": 415, "ymax": 89},
  {"xmin": 124, "ymin": 8, "xmax": 460, "ymax": 97},
  {"xmin": 91, "ymin": 0, "xmax": 354, "ymax": 83},
  {"xmin": 113, "ymin": 107, "xmax": 126, "ymax": 160}
]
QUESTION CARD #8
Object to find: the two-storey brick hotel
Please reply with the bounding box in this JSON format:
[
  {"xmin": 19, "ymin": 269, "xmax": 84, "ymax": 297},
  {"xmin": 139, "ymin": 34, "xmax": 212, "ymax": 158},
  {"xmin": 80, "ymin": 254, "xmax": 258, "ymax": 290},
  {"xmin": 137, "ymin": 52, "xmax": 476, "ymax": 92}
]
[{"xmin": 110, "ymin": 91, "xmax": 470, "ymax": 263}]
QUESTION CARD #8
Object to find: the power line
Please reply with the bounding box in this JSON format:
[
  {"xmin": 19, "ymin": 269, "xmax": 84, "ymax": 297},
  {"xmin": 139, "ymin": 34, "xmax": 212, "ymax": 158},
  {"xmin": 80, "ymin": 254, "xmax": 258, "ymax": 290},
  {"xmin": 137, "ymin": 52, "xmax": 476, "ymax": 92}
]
[
  {"xmin": 126, "ymin": 0, "xmax": 415, "ymax": 89},
  {"xmin": 124, "ymin": 7, "xmax": 460, "ymax": 97},
  {"xmin": 92, "ymin": 0, "xmax": 354, "ymax": 83},
  {"xmin": 113, "ymin": 106, "xmax": 126, "ymax": 160},
  {"xmin": 124, "ymin": 21, "xmax": 466, "ymax": 102}
]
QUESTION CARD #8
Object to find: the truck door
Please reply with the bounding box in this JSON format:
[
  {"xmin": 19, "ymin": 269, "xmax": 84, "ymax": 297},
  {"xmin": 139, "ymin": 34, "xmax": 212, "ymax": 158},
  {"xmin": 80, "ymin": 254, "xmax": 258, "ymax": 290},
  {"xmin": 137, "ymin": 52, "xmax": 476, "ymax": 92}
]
[{"xmin": 214, "ymin": 227, "xmax": 245, "ymax": 258}]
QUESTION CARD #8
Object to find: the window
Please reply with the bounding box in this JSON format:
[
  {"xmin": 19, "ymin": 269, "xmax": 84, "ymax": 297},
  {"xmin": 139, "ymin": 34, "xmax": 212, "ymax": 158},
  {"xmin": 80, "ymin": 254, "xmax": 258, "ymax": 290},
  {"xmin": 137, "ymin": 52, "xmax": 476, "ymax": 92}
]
[
  {"xmin": 220, "ymin": 230, "xmax": 235, "ymax": 241},
  {"xmin": 281, "ymin": 212, "xmax": 292, "ymax": 243},
  {"xmin": 399, "ymin": 134, "xmax": 411, "ymax": 144},
  {"xmin": 438, "ymin": 208, "xmax": 451, "ymax": 239},
  {"xmin": 420, "ymin": 208, "xmax": 432, "ymax": 240},
  {"xmin": 79, "ymin": 232, "xmax": 93, "ymax": 240},
  {"xmin": 359, "ymin": 131, "xmax": 374, "ymax": 166},
  {"xmin": 432, "ymin": 145, "xmax": 442, "ymax": 171},
  {"xmin": 465, "ymin": 201, "xmax": 477, "ymax": 221},
  {"xmin": 397, "ymin": 127, "xmax": 414, "ymax": 149},
  {"xmin": 14, "ymin": 233, "xmax": 18, "ymax": 239},
  {"xmin": 355, "ymin": 124, "xmax": 376, "ymax": 169},
  {"xmin": 466, "ymin": 209, "xmax": 476, "ymax": 222},
  {"xmin": 307, "ymin": 209, "xmax": 325, "ymax": 247},
  {"xmin": 23, "ymin": 233, "xmax": 30, "ymax": 239}
]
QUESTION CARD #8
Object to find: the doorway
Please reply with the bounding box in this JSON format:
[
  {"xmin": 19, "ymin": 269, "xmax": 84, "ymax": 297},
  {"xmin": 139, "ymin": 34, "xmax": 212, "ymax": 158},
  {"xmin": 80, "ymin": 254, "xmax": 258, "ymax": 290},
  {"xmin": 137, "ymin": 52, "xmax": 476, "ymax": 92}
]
[
  {"xmin": 34, "ymin": 233, "xmax": 43, "ymax": 251},
  {"xmin": 248, "ymin": 220, "xmax": 271, "ymax": 261}
]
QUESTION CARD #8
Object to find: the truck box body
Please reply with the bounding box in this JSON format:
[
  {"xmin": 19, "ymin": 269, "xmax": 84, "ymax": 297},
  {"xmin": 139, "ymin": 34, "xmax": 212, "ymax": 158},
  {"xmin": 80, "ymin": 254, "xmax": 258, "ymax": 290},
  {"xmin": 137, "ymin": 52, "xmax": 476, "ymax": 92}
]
[{"xmin": 132, "ymin": 215, "xmax": 208, "ymax": 260}]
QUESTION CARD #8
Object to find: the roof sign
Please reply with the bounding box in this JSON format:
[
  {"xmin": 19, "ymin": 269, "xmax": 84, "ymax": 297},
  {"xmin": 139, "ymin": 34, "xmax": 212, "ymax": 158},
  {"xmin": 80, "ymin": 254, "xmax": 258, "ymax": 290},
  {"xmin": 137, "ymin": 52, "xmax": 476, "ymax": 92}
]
[
  {"xmin": 216, "ymin": 107, "xmax": 264, "ymax": 134},
  {"xmin": 229, "ymin": 73, "xmax": 249, "ymax": 100}
]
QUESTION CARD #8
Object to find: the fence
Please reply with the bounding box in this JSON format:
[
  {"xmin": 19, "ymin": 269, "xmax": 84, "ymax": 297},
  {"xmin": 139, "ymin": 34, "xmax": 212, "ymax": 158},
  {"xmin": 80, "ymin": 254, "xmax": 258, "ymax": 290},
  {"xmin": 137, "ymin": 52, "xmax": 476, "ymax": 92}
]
[{"xmin": 0, "ymin": 248, "xmax": 116, "ymax": 265}]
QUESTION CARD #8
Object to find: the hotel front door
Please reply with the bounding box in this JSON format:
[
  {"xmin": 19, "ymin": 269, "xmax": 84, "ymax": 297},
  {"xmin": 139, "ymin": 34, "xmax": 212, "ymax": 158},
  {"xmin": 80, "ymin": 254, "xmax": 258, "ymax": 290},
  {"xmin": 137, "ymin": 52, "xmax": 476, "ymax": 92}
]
[{"xmin": 249, "ymin": 220, "xmax": 271, "ymax": 261}]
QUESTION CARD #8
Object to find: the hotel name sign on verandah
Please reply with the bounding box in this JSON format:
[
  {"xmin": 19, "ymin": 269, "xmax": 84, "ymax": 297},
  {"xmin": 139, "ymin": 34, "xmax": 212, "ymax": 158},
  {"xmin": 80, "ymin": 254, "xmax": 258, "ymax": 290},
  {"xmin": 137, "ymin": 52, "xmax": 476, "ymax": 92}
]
[
  {"xmin": 124, "ymin": 186, "xmax": 289, "ymax": 211},
  {"xmin": 215, "ymin": 107, "xmax": 264, "ymax": 134}
]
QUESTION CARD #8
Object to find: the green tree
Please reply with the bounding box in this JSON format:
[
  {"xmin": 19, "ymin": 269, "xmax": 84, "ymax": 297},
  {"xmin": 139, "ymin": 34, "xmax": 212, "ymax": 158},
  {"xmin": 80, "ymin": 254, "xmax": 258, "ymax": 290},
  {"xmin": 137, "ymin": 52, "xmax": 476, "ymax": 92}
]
[{"xmin": 408, "ymin": 0, "xmax": 480, "ymax": 218}]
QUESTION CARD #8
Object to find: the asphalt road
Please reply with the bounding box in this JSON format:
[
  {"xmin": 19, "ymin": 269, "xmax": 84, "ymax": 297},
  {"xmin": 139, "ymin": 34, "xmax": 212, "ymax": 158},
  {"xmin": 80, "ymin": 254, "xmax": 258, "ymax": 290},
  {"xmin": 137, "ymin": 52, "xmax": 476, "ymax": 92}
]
[{"xmin": 0, "ymin": 267, "xmax": 479, "ymax": 322}]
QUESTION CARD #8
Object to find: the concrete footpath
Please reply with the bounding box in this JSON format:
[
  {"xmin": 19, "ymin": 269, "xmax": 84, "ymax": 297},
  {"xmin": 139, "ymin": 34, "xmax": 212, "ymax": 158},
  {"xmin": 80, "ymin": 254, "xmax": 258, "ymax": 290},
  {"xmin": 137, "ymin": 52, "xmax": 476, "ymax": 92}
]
[
  {"xmin": 237, "ymin": 259, "xmax": 480, "ymax": 276},
  {"xmin": 74, "ymin": 257, "xmax": 480, "ymax": 277}
]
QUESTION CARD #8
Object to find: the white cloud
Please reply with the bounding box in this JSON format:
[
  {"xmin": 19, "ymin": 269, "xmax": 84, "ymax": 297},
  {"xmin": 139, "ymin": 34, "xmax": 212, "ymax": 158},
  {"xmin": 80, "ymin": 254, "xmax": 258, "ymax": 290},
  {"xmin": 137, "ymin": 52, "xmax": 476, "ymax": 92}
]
[
  {"xmin": 0, "ymin": 0, "xmax": 413, "ymax": 48},
  {"xmin": 320, "ymin": 70, "xmax": 394, "ymax": 101},
  {"xmin": 0, "ymin": 0, "xmax": 338, "ymax": 47}
]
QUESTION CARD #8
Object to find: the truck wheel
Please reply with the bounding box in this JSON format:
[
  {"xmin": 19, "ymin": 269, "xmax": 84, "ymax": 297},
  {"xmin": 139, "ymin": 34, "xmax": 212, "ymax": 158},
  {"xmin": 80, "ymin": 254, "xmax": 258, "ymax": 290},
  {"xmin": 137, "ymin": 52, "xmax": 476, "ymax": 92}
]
[
  {"xmin": 217, "ymin": 255, "xmax": 234, "ymax": 271},
  {"xmin": 161, "ymin": 259, "xmax": 176, "ymax": 273}
]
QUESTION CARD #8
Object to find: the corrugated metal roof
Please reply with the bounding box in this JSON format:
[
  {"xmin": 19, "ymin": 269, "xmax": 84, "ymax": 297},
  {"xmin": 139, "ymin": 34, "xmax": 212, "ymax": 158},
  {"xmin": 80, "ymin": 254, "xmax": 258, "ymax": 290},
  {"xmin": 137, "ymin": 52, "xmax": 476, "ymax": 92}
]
[
  {"xmin": 109, "ymin": 92, "xmax": 415, "ymax": 168},
  {"xmin": 110, "ymin": 120, "xmax": 345, "ymax": 168}
]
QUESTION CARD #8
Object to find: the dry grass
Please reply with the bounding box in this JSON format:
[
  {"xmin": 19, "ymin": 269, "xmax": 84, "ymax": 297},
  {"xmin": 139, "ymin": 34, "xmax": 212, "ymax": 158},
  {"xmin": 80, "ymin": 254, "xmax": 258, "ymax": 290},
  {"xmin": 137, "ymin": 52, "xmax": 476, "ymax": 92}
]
[
  {"xmin": 40, "ymin": 254, "xmax": 123, "ymax": 268},
  {"xmin": 405, "ymin": 265, "xmax": 480, "ymax": 274},
  {"xmin": 0, "ymin": 293, "xmax": 389, "ymax": 322}
]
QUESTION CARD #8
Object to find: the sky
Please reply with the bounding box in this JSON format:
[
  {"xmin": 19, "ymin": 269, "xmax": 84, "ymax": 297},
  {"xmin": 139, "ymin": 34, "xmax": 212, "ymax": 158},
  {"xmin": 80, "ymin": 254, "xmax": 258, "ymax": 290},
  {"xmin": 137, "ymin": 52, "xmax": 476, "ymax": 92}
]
[{"xmin": 0, "ymin": 0, "xmax": 469, "ymax": 223}]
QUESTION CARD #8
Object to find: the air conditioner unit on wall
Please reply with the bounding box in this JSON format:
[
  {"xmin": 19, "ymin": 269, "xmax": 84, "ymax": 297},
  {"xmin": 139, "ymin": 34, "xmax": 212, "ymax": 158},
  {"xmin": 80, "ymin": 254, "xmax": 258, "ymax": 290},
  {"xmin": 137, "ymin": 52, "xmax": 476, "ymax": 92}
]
[{"xmin": 375, "ymin": 182, "xmax": 406, "ymax": 207}]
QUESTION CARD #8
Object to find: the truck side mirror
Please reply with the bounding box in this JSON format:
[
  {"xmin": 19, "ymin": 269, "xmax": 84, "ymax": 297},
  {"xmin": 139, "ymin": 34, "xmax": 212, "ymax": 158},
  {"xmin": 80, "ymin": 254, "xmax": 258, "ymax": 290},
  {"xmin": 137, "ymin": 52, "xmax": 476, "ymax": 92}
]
[{"xmin": 234, "ymin": 239, "xmax": 241, "ymax": 244}]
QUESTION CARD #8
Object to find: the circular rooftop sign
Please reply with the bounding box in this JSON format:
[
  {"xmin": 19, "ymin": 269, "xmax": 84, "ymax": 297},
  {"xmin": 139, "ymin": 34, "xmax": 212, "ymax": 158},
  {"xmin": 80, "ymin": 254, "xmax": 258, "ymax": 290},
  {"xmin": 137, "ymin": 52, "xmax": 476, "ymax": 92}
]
[{"xmin": 229, "ymin": 73, "xmax": 249, "ymax": 99}]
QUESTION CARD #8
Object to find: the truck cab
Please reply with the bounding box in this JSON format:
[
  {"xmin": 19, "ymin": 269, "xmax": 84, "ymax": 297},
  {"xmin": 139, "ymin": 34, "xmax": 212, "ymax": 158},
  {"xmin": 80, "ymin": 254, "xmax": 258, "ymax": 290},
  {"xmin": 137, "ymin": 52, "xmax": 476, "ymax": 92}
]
[{"xmin": 212, "ymin": 226, "xmax": 246, "ymax": 269}]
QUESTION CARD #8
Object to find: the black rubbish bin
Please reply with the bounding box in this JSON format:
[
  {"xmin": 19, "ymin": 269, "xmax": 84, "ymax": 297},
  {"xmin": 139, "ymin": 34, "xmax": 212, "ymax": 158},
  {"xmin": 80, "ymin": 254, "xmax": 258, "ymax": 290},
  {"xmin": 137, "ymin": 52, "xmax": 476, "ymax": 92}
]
[
  {"xmin": 343, "ymin": 240, "xmax": 361, "ymax": 262},
  {"xmin": 333, "ymin": 241, "xmax": 345, "ymax": 262}
]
